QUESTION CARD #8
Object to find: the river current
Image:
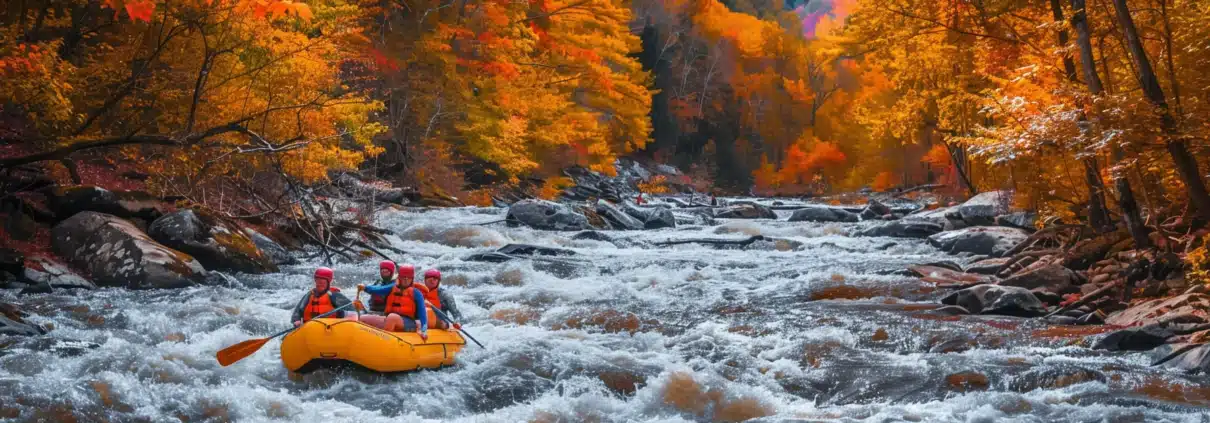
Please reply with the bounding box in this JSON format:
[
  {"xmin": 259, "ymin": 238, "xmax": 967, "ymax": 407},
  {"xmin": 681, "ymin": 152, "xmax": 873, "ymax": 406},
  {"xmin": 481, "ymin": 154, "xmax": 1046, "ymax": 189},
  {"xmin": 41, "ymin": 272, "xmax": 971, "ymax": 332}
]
[{"xmin": 3, "ymin": 201, "xmax": 1209, "ymax": 422}]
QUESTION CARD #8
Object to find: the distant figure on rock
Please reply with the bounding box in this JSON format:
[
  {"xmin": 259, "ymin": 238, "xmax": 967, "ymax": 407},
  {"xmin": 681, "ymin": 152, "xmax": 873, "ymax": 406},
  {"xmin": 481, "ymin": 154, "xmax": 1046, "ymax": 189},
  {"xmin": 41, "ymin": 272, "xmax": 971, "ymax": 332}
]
[
  {"xmin": 711, "ymin": 192, "xmax": 718, "ymax": 206},
  {"xmin": 291, "ymin": 267, "xmax": 359, "ymax": 327},
  {"xmin": 421, "ymin": 269, "xmax": 462, "ymax": 330},
  {"xmin": 636, "ymin": 191, "xmax": 645, "ymax": 205},
  {"xmin": 359, "ymin": 268, "xmax": 429, "ymax": 340}
]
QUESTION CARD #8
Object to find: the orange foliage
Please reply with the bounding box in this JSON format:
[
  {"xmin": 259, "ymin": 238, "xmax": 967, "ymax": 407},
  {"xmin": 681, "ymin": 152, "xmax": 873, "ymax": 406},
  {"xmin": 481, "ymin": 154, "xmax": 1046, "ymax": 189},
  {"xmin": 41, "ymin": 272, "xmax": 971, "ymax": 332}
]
[{"xmin": 871, "ymin": 171, "xmax": 898, "ymax": 191}]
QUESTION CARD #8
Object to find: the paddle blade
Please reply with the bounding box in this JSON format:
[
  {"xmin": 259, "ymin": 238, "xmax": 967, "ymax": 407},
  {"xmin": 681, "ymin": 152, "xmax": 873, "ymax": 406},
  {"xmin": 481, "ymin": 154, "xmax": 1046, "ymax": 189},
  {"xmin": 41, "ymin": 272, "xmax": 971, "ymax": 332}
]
[{"xmin": 216, "ymin": 337, "xmax": 271, "ymax": 367}]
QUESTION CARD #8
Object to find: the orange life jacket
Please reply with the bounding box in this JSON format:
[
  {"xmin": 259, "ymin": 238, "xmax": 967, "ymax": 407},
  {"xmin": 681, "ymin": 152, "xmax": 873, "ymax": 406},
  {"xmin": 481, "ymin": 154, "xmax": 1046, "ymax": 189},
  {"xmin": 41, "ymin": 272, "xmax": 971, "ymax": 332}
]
[
  {"xmin": 423, "ymin": 286, "xmax": 442, "ymax": 309},
  {"xmin": 302, "ymin": 289, "xmax": 335, "ymax": 321},
  {"xmin": 384, "ymin": 284, "xmax": 422, "ymax": 318}
]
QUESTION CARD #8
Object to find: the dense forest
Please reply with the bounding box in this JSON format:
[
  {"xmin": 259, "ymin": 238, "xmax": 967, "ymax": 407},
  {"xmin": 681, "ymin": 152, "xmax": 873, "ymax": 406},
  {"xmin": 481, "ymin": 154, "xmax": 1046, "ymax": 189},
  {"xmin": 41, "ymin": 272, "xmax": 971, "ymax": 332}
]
[{"xmin": 3, "ymin": 0, "xmax": 1210, "ymax": 228}]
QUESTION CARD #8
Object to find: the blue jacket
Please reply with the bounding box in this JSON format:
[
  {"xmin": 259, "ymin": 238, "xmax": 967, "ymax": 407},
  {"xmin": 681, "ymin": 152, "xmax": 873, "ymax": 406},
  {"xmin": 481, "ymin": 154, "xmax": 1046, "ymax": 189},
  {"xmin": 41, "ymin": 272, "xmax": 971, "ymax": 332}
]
[{"xmin": 362, "ymin": 283, "xmax": 428, "ymax": 331}]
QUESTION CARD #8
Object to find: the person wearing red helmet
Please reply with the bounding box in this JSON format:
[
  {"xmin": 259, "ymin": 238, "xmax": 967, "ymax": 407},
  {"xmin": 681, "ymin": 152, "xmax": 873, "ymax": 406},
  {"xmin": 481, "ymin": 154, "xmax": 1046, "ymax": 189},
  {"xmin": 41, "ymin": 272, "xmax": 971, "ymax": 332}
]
[
  {"xmin": 369, "ymin": 261, "xmax": 415, "ymax": 313},
  {"xmin": 291, "ymin": 267, "xmax": 359, "ymax": 327},
  {"xmin": 422, "ymin": 268, "xmax": 462, "ymax": 330},
  {"xmin": 358, "ymin": 267, "xmax": 429, "ymax": 339}
]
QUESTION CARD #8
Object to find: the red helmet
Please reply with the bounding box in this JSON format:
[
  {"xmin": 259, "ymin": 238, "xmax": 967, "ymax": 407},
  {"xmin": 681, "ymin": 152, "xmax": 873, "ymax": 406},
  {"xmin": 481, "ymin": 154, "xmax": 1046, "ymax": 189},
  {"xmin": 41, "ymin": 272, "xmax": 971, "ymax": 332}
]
[
  {"xmin": 399, "ymin": 264, "xmax": 416, "ymax": 279},
  {"xmin": 379, "ymin": 260, "xmax": 396, "ymax": 272},
  {"xmin": 314, "ymin": 267, "xmax": 334, "ymax": 281},
  {"xmin": 424, "ymin": 269, "xmax": 441, "ymax": 280}
]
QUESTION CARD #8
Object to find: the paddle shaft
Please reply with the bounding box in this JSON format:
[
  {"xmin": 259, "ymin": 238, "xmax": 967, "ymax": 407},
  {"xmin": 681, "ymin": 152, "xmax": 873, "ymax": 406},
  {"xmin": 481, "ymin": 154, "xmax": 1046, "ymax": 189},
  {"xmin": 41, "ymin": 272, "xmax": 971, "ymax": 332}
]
[
  {"xmin": 216, "ymin": 302, "xmax": 354, "ymax": 366},
  {"xmin": 426, "ymin": 301, "xmax": 485, "ymax": 349}
]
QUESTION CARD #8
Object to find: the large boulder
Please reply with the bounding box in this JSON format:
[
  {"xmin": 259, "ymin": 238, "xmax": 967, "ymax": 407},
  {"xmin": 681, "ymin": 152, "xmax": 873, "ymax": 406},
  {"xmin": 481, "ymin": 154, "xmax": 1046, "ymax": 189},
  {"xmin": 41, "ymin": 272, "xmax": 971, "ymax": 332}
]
[
  {"xmin": 997, "ymin": 264, "xmax": 1082, "ymax": 295},
  {"xmin": 1, "ymin": 302, "xmax": 46, "ymax": 336},
  {"xmin": 788, "ymin": 206, "xmax": 859, "ymax": 223},
  {"xmin": 1092, "ymin": 322, "xmax": 1210, "ymax": 351},
  {"xmin": 506, "ymin": 199, "xmax": 590, "ymax": 231},
  {"xmin": 22, "ymin": 257, "xmax": 95, "ymax": 289},
  {"xmin": 957, "ymin": 191, "xmax": 1013, "ymax": 226},
  {"xmin": 905, "ymin": 206, "xmax": 965, "ymax": 230},
  {"xmin": 244, "ymin": 229, "xmax": 298, "ymax": 266},
  {"xmin": 713, "ymin": 202, "xmax": 777, "ymax": 219},
  {"xmin": 940, "ymin": 285, "xmax": 1047, "ymax": 317},
  {"xmin": 927, "ymin": 226, "xmax": 1028, "ymax": 257},
  {"xmin": 52, "ymin": 212, "xmax": 206, "ymax": 289},
  {"xmin": 596, "ymin": 201, "xmax": 645, "ymax": 230},
  {"xmin": 1154, "ymin": 344, "xmax": 1210, "ymax": 373},
  {"xmin": 643, "ymin": 207, "xmax": 676, "ymax": 229},
  {"xmin": 1105, "ymin": 294, "xmax": 1210, "ymax": 327},
  {"xmin": 857, "ymin": 220, "xmax": 944, "ymax": 238},
  {"xmin": 149, "ymin": 209, "xmax": 278, "ymax": 274},
  {"xmin": 49, "ymin": 186, "xmax": 165, "ymax": 221}
]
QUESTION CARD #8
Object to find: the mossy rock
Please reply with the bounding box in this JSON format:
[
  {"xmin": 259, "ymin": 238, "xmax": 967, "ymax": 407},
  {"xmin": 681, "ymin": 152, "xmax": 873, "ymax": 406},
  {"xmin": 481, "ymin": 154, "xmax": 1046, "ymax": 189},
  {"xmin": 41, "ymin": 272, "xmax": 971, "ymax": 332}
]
[{"xmin": 148, "ymin": 208, "xmax": 278, "ymax": 274}]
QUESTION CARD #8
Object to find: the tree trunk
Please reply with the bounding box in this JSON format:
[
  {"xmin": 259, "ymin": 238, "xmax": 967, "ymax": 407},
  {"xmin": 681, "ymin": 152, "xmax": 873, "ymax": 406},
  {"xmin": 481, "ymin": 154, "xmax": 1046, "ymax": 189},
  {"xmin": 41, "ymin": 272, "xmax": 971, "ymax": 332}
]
[
  {"xmin": 1051, "ymin": 0, "xmax": 1111, "ymax": 231},
  {"xmin": 1110, "ymin": 0, "xmax": 1210, "ymax": 223},
  {"xmin": 1069, "ymin": 0, "xmax": 1150, "ymax": 248}
]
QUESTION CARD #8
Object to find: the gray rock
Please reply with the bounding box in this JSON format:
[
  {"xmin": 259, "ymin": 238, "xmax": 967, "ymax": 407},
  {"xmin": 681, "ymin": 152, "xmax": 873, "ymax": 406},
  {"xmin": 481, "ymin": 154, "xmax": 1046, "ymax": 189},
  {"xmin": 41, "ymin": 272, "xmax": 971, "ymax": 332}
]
[
  {"xmin": 244, "ymin": 229, "xmax": 298, "ymax": 265},
  {"xmin": 998, "ymin": 264, "xmax": 1082, "ymax": 295},
  {"xmin": 1092, "ymin": 324, "xmax": 1179, "ymax": 351},
  {"xmin": 464, "ymin": 252, "xmax": 517, "ymax": 263},
  {"xmin": 788, "ymin": 206, "xmax": 859, "ymax": 223},
  {"xmin": 643, "ymin": 207, "xmax": 676, "ymax": 229},
  {"xmin": 857, "ymin": 220, "xmax": 944, "ymax": 238},
  {"xmin": 957, "ymin": 191, "xmax": 1013, "ymax": 226},
  {"xmin": 596, "ymin": 201, "xmax": 645, "ymax": 230},
  {"xmin": 927, "ymin": 227, "xmax": 1029, "ymax": 257},
  {"xmin": 497, "ymin": 244, "xmax": 576, "ymax": 257},
  {"xmin": 571, "ymin": 231, "xmax": 613, "ymax": 242},
  {"xmin": 995, "ymin": 212, "xmax": 1037, "ymax": 232},
  {"xmin": 940, "ymin": 284, "xmax": 1046, "ymax": 317},
  {"xmin": 506, "ymin": 199, "xmax": 590, "ymax": 231},
  {"xmin": 0, "ymin": 302, "xmax": 46, "ymax": 336},
  {"xmin": 905, "ymin": 206, "xmax": 965, "ymax": 230},
  {"xmin": 1154, "ymin": 344, "xmax": 1210, "ymax": 373},
  {"xmin": 52, "ymin": 212, "xmax": 205, "ymax": 289},
  {"xmin": 149, "ymin": 209, "xmax": 278, "ymax": 274},
  {"xmin": 965, "ymin": 257, "xmax": 1010, "ymax": 275},
  {"xmin": 49, "ymin": 186, "xmax": 165, "ymax": 221},
  {"xmin": 713, "ymin": 202, "xmax": 777, "ymax": 219},
  {"xmin": 22, "ymin": 257, "xmax": 95, "ymax": 289}
]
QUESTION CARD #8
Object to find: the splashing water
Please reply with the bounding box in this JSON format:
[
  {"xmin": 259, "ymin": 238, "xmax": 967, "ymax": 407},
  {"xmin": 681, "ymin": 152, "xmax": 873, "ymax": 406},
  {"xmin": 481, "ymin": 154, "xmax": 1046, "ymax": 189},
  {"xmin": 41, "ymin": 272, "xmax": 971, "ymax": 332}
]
[{"xmin": 2, "ymin": 204, "xmax": 1208, "ymax": 422}]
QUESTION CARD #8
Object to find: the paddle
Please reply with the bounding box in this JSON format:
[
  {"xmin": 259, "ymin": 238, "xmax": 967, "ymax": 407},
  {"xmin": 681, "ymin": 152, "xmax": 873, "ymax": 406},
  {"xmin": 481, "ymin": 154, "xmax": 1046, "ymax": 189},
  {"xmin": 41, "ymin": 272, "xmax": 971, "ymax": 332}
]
[
  {"xmin": 426, "ymin": 301, "xmax": 485, "ymax": 349},
  {"xmin": 216, "ymin": 302, "xmax": 354, "ymax": 367}
]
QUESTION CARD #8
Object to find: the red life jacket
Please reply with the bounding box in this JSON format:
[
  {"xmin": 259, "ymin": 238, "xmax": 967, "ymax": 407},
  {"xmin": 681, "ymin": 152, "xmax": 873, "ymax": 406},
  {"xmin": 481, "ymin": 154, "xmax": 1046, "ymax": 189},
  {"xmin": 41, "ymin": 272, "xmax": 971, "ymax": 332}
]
[
  {"xmin": 302, "ymin": 288, "xmax": 340, "ymax": 321},
  {"xmin": 384, "ymin": 284, "xmax": 422, "ymax": 319}
]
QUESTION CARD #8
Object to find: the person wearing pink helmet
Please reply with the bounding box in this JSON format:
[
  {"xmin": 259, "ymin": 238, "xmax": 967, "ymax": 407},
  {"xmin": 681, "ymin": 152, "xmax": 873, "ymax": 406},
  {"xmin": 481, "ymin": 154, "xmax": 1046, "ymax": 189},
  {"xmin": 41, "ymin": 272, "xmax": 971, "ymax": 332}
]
[
  {"xmin": 291, "ymin": 267, "xmax": 360, "ymax": 327},
  {"xmin": 369, "ymin": 261, "xmax": 415, "ymax": 313},
  {"xmin": 421, "ymin": 268, "xmax": 462, "ymax": 330}
]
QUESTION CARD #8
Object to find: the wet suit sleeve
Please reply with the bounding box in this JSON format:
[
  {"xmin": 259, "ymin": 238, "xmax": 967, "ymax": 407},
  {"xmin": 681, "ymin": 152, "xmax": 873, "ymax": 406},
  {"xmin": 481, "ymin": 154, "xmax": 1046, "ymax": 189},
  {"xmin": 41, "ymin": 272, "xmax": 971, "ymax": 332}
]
[
  {"xmin": 413, "ymin": 289, "xmax": 428, "ymax": 331},
  {"xmin": 439, "ymin": 289, "xmax": 462, "ymax": 321},
  {"xmin": 290, "ymin": 292, "xmax": 309, "ymax": 322},
  {"xmin": 362, "ymin": 284, "xmax": 394, "ymax": 296},
  {"xmin": 328, "ymin": 292, "xmax": 352, "ymax": 318}
]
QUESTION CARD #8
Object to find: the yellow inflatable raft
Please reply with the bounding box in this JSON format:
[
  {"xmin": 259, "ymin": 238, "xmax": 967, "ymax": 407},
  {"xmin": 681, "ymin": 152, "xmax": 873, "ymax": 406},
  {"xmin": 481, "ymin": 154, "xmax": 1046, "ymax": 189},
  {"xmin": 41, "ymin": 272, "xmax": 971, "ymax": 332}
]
[{"xmin": 280, "ymin": 318, "xmax": 466, "ymax": 373}]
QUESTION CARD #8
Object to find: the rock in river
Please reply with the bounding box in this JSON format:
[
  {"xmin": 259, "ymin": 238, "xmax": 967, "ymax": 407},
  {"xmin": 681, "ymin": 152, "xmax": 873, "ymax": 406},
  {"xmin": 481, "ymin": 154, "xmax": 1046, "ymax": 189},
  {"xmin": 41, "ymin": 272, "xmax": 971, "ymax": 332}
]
[
  {"xmin": 940, "ymin": 284, "xmax": 1046, "ymax": 317},
  {"xmin": 506, "ymin": 199, "xmax": 590, "ymax": 231},
  {"xmin": 927, "ymin": 226, "xmax": 1028, "ymax": 257},
  {"xmin": 149, "ymin": 209, "xmax": 278, "ymax": 274},
  {"xmin": 52, "ymin": 212, "xmax": 205, "ymax": 289},
  {"xmin": 997, "ymin": 264, "xmax": 1082, "ymax": 296},
  {"xmin": 857, "ymin": 220, "xmax": 944, "ymax": 238},
  {"xmin": 595, "ymin": 200, "xmax": 644, "ymax": 230},
  {"xmin": 0, "ymin": 302, "xmax": 46, "ymax": 336},
  {"xmin": 713, "ymin": 202, "xmax": 777, "ymax": 219},
  {"xmin": 788, "ymin": 206, "xmax": 859, "ymax": 223}
]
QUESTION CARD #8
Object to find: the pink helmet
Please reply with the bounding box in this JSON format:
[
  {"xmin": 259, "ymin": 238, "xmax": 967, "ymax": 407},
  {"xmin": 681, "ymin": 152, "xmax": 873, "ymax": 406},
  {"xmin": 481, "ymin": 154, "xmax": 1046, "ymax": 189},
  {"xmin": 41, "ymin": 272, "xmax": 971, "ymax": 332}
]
[
  {"xmin": 399, "ymin": 264, "xmax": 416, "ymax": 279},
  {"xmin": 424, "ymin": 269, "xmax": 441, "ymax": 280},
  {"xmin": 379, "ymin": 260, "xmax": 396, "ymax": 272},
  {"xmin": 314, "ymin": 267, "xmax": 334, "ymax": 281}
]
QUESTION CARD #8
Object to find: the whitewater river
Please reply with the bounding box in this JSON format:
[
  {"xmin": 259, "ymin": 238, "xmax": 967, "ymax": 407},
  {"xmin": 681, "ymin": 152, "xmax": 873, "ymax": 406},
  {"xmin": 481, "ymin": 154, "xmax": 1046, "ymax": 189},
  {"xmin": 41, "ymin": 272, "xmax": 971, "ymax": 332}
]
[{"xmin": 3, "ymin": 202, "xmax": 1209, "ymax": 422}]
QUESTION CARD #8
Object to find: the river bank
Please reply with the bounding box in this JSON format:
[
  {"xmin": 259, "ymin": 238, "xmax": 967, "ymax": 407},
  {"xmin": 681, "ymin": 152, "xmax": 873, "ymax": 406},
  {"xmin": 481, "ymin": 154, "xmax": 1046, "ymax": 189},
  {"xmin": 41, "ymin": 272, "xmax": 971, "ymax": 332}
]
[{"xmin": 2, "ymin": 195, "xmax": 1209, "ymax": 421}]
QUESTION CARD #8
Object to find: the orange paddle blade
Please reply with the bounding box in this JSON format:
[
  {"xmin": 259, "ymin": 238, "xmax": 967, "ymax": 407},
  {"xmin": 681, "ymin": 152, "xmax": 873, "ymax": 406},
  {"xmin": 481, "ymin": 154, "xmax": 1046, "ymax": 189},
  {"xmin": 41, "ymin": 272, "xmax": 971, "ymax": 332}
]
[{"xmin": 216, "ymin": 337, "xmax": 271, "ymax": 367}]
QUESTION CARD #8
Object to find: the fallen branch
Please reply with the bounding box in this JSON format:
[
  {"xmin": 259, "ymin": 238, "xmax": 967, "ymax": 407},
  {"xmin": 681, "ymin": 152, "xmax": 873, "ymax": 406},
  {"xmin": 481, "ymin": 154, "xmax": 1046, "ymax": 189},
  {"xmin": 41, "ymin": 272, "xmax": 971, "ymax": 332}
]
[{"xmin": 1042, "ymin": 280, "xmax": 1122, "ymax": 318}]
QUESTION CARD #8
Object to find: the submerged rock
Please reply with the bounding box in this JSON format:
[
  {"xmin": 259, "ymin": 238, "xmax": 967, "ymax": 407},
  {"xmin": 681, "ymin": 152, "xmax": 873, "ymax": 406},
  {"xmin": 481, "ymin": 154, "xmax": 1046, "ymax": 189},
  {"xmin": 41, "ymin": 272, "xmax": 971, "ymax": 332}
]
[
  {"xmin": 0, "ymin": 302, "xmax": 45, "ymax": 336},
  {"xmin": 506, "ymin": 199, "xmax": 590, "ymax": 231},
  {"xmin": 244, "ymin": 229, "xmax": 298, "ymax": 265},
  {"xmin": 857, "ymin": 220, "xmax": 944, "ymax": 238},
  {"xmin": 52, "ymin": 212, "xmax": 205, "ymax": 289},
  {"xmin": 149, "ymin": 209, "xmax": 278, "ymax": 274},
  {"xmin": 927, "ymin": 226, "xmax": 1029, "ymax": 257},
  {"xmin": 496, "ymin": 244, "xmax": 577, "ymax": 257},
  {"xmin": 788, "ymin": 206, "xmax": 859, "ymax": 223},
  {"xmin": 940, "ymin": 285, "xmax": 1046, "ymax": 317}
]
